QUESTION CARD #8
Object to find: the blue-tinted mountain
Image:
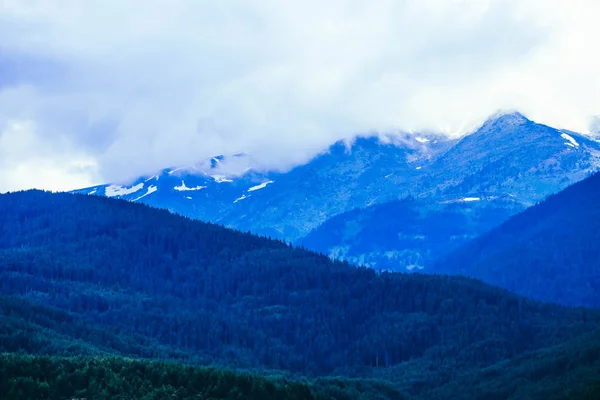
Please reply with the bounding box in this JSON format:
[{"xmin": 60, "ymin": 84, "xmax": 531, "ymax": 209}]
[
  {"xmin": 73, "ymin": 112, "xmax": 600, "ymax": 249},
  {"xmin": 298, "ymin": 195, "xmax": 522, "ymax": 271},
  {"xmin": 2, "ymin": 190, "xmax": 599, "ymax": 395},
  {"xmin": 432, "ymin": 172, "xmax": 600, "ymax": 308},
  {"xmin": 296, "ymin": 112, "xmax": 600, "ymax": 269},
  {"xmin": 419, "ymin": 112, "xmax": 600, "ymax": 202},
  {"xmin": 74, "ymin": 133, "xmax": 454, "ymax": 240}
]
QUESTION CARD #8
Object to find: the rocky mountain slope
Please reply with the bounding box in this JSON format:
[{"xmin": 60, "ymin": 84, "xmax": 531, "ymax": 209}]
[
  {"xmin": 73, "ymin": 112, "xmax": 600, "ymax": 248},
  {"xmin": 74, "ymin": 132, "xmax": 454, "ymax": 240}
]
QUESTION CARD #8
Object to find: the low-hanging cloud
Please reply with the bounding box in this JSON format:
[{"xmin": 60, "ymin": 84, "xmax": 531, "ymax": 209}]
[{"xmin": 1, "ymin": 0, "xmax": 599, "ymax": 192}]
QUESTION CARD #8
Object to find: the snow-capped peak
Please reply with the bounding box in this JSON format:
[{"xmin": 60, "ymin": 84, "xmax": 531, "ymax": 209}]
[{"xmin": 165, "ymin": 153, "xmax": 257, "ymax": 182}]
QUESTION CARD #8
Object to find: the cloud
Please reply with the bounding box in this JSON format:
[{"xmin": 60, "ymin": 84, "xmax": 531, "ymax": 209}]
[
  {"xmin": 0, "ymin": 0, "xmax": 599, "ymax": 191},
  {"xmin": 0, "ymin": 119, "xmax": 99, "ymax": 192}
]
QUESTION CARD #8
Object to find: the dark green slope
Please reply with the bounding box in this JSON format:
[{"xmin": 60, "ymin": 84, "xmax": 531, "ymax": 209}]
[
  {"xmin": 432, "ymin": 172, "xmax": 600, "ymax": 308},
  {"xmin": 0, "ymin": 354, "xmax": 324, "ymax": 400},
  {"xmin": 420, "ymin": 328, "xmax": 600, "ymax": 400},
  {"xmin": 1, "ymin": 190, "xmax": 600, "ymax": 399}
]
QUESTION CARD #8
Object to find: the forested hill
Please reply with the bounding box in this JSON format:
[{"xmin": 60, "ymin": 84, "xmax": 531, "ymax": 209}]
[
  {"xmin": 297, "ymin": 195, "xmax": 519, "ymax": 271},
  {"xmin": 432, "ymin": 172, "xmax": 600, "ymax": 308},
  {"xmin": 1, "ymin": 190, "xmax": 599, "ymax": 397},
  {"xmin": 0, "ymin": 354, "xmax": 326, "ymax": 400}
]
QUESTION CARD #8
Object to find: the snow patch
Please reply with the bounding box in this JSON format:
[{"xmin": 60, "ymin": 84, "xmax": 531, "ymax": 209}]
[
  {"xmin": 145, "ymin": 175, "xmax": 159, "ymax": 182},
  {"xmin": 105, "ymin": 183, "xmax": 144, "ymax": 197},
  {"xmin": 88, "ymin": 188, "xmax": 97, "ymax": 195},
  {"xmin": 234, "ymin": 194, "xmax": 248, "ymax": 203},
  {"xmin": 565, "ymin": 142, "xmax": 575, "ymax": 148},
  {"xmin": 168, "ymin": 167, "xmax": 184, "ymax": 175},
  {"xmin": 248, "ymin": 181, "xmax": 274, "ymax": 192},
  {"xmin": 213, "ymin": 175, "xmax": 233, "ymax": 183},
  {"xmin": 174, "ymin": 180, "xmax": 206, "ymax": 191},
  {"xmin": 561, "ymin": 133, "xmax": 579, "ymax": 147},
  {"xmin": 415, "ymin": 137, "xmax": 430, "ymax": 143},
  {"xmin": 462, "ymin": 197, "xmax": 481, "ymax": 202},
  {"xmin": 185, "ymin": 196, "xmax": 192, "ymax": 200},
  {"xmin": 416, "ymin": 166, "xmax": 422, "ymax": 170},
  {"xmin": 132, "ymin": 185, "xmax": 158, "ymax": 202}
]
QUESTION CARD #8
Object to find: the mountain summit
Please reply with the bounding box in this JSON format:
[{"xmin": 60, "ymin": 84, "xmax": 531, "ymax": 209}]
[
  {"xmin": 74, "ymin": 132, "xmax": 454, "ymax": 239},
  {"xmin": 482, "ymin": 110, "xmax": 529, "ymax": 126},
  {"xmin": 73, "ymin": 112, "xmax": 600, "ymax": 244}
]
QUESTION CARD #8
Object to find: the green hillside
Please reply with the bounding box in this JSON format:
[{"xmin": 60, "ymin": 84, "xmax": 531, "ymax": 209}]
[{"xmin": 1, "ymin": 190, "xmax": 599, "ymax": 398}]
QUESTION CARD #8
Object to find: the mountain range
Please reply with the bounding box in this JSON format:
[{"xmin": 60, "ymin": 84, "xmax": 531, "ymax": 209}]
[
  {"xmin": 1, "ymin": 189, "xmax": 600, "ymax": 399},
  {"xmin": 73, "ymin": 111, "xmax": 600, "ymax": 271},
  {"xmin": 74, "ymin": 130, "xmax": 453, "ymax": 241}
]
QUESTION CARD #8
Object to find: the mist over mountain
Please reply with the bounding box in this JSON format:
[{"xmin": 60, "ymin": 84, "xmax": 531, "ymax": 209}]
[
  {"xmin": 4, "ymin": 2, "xmax": 600, "ymax": 398},
  {"xmin": 297, "ymin": 112, "xmax": 600, "ymax": 270},
  {"xmin": 73, "ymin": 112, "xmax": 600, "ymax": 272},
  {"xmin": 73, "ymin": 130, "xmax": 455, "ymax": 240}
]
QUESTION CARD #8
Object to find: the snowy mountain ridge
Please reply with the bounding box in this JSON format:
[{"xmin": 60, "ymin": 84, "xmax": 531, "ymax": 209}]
[{"xmin": 73, "ymin": 112, "xmax": 600, "ymax": 244}]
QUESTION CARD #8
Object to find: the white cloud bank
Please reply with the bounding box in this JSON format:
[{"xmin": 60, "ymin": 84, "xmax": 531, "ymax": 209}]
[{"xmin": 0, "ymin": 0, "xmax": 599, "ymax": 191}]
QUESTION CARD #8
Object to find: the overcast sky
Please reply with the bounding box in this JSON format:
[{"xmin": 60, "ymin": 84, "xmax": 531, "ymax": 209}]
[{"xmin": 1, "ymin": 0, "xmax": 599, "ymax": 192}]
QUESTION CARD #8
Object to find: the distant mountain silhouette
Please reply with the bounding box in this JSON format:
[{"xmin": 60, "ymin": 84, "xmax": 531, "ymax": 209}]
[{"xmin": 432, "ymin": 172, "xmax": 600, "ymax": 308}]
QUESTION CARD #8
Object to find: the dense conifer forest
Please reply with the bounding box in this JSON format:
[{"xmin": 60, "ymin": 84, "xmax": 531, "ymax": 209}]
[
  {"xmin": 0, "ymin": 354, "xmax": 323, "ymax": 400},
  {"xmin": 1, "ymin": 190, "xmax": 600, "ymax": 399}
]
